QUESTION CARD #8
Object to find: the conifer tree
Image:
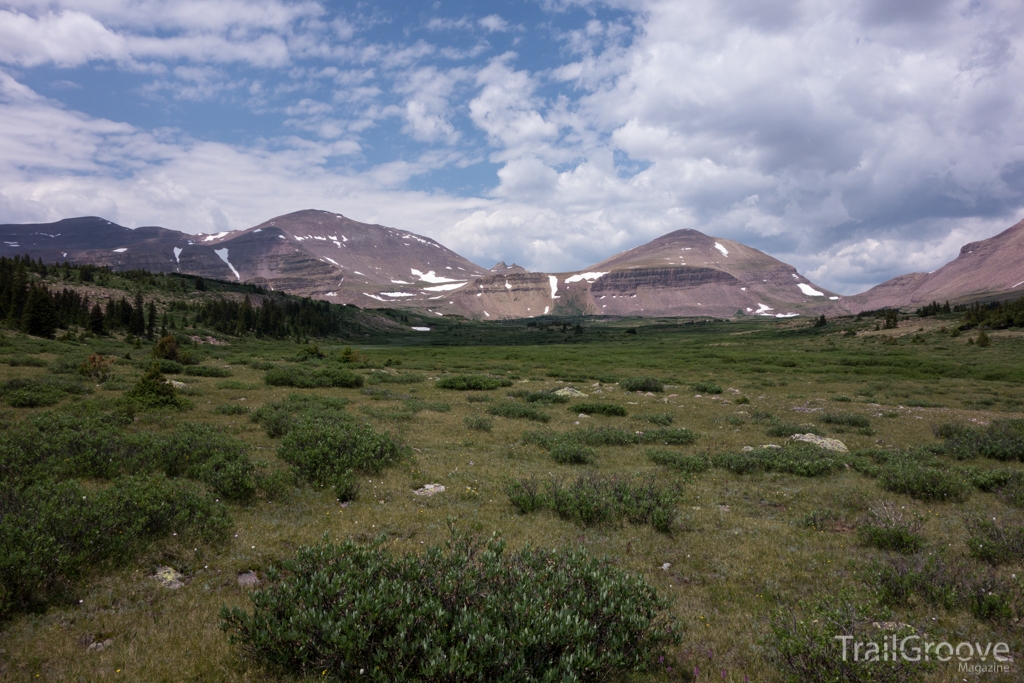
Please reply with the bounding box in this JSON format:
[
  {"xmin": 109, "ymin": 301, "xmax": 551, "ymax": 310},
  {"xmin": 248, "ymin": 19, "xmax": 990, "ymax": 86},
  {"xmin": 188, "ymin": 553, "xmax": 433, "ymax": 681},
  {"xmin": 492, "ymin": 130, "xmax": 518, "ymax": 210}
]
[{"xmin": 89, "ymin": 302, "xmax": 105, "ymax": 334}]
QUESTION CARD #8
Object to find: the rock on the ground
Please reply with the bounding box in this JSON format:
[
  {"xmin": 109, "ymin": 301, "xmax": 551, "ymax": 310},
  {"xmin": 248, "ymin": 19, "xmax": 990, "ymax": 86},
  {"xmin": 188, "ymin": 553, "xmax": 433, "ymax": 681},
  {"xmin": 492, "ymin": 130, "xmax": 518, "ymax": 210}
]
[
  {"xmin": 153, "ymin": 566, "xmax": 184, "ymax": 589},
  {"xmin": 554, "ymin": 387, "xmax": 587, "ymax": 397},
  {"xmin": 790, "ymin": 433, "xmax": 848, "ymax": 452},
  {"xmin": 413, "ymin": 484, "xmax": 445, "ymax": 496},
  {"xmin": 237, "ymin": 571, "xmax": 260, "ymax": 588}
]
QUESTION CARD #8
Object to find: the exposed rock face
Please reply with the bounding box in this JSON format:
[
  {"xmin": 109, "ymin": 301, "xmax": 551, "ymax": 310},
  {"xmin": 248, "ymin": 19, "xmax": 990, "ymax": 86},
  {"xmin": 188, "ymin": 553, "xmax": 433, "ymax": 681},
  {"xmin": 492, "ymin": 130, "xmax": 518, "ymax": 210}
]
[
  {"xmin": 2, "ymin": 210, "xmax": 844, "ymax": 320},
  {"xmin": 845, "ymin": 219, "xmax": 1024, "ymax": 311}
]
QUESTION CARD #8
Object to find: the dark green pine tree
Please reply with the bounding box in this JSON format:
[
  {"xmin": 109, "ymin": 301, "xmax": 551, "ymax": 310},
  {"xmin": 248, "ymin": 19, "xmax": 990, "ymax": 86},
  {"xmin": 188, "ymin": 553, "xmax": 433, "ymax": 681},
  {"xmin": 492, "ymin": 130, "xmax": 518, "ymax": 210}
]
[
  {"xmin": 89, "ymin": 302, "xmax": 105, "ymax": 335},
  {"xmin": 146, "ymin": 300, "xmax": 157, "ymax": 339},
  {"xmin": 160, "ymin": 312, "xmax": 169, "ymax": 337},
  {"xmin": 129, "ymin": 292, "xmax": 146, "ymax": 337},
  {"xmin": 21, "ymin": 285, "xmax": 58, "ymax": 338}
]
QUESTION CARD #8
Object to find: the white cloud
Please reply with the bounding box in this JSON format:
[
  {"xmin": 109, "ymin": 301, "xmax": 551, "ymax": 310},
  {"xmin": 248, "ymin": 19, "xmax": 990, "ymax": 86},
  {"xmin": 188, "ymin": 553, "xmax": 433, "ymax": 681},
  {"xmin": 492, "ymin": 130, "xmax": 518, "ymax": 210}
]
[
  {"xmin": 0, "ymin": 10, "xmax": 126, "ymax": 66},
  {"xmin": 478, "ymin": 15, "xmax": 509, "ymax": 33}
]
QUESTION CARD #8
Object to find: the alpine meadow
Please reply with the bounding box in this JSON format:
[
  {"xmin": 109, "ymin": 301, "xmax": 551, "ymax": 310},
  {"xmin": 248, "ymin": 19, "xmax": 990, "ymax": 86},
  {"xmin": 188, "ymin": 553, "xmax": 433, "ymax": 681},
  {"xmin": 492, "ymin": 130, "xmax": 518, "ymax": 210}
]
[{"xmin": 0, "ymin": 256, "xmax": 1022, "ymax": 682}]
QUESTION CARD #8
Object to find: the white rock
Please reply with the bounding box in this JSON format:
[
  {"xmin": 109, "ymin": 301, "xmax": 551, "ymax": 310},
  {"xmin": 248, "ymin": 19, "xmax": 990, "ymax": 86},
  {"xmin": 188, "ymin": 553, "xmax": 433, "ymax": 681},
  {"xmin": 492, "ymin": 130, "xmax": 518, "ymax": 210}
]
[
  {"xmin": 413, "ymin": 484, "xmax": 446, "ymax": 496},
  {"xmin": 790, "ymin": 433, "xmax": 849, "ymax": 452}
]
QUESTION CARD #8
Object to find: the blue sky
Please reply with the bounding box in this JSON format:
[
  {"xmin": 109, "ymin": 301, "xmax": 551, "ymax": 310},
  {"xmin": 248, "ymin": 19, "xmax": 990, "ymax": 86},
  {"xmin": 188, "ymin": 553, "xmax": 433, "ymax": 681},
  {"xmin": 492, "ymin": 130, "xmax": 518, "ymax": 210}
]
[{"xmin": 1, "ymin": 0, "xmax": 1023, "ymax": 293}]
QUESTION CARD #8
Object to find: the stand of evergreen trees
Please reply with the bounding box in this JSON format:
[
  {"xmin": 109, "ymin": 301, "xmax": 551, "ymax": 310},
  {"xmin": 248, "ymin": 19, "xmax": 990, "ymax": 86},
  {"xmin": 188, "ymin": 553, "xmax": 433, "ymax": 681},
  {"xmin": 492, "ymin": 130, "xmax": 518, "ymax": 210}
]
[
  {"xmin": 960, "ymin": 297, "xmax": 1024, "ymax": 330},
  {"xmin": 0, "ymin": 254, "xmax": 360, "ymax": 340}
]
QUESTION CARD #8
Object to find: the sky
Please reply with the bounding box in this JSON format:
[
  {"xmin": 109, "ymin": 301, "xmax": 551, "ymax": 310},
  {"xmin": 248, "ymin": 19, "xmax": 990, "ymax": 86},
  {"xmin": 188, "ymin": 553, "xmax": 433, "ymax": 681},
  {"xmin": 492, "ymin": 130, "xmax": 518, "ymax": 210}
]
[{"xmin": 1, "ymin": 1, "xmax": 1023, "ymax": 294}]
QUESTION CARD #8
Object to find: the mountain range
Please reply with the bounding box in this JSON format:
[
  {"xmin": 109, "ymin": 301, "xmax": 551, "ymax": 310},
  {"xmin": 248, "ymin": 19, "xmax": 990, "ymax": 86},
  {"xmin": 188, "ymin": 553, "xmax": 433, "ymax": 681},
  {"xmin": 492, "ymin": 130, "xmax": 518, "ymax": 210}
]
[{"xmin": 2, "ymin": 209, "xmax": 1022, "ymax": 320}]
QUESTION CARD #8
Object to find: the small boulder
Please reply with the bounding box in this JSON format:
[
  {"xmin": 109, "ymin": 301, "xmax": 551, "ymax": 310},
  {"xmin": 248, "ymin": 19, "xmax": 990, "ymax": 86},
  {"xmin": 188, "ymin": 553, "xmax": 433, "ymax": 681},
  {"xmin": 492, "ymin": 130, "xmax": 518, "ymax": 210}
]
[
  {"xmin": 413, "ymin": 484, "xmax": 446, "ymax": 497},
  {"xmin": 237, "ymin": 571, "xmax": 260, "ymax": 588},
  {"xmin": 153, "ymin": 566, "xmax": 184, "ymax": 589},
  {"xmin": 790, "ymin": 433, "xmax": 848, "ymax": 452},
  {"xmin": 554, "ymin": 387, "xmax": 587, "ymax": 398}
]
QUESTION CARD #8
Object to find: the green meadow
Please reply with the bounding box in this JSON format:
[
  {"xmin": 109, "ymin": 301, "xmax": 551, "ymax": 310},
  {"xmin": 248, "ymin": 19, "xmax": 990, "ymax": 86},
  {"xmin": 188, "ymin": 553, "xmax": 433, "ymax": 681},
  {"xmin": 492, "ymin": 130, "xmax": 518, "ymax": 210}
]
[{"xmin": 1, "ymin": 267, "xmax": 1023, "ymax": 681}]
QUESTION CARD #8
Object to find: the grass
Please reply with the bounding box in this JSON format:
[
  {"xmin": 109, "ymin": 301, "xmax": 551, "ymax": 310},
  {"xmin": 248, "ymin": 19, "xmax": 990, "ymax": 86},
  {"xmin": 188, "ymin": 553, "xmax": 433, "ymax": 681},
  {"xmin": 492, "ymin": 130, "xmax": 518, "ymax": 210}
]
[{"xmin": 3, "ymin": 308, "xmax": 1024, "ymax": 682}]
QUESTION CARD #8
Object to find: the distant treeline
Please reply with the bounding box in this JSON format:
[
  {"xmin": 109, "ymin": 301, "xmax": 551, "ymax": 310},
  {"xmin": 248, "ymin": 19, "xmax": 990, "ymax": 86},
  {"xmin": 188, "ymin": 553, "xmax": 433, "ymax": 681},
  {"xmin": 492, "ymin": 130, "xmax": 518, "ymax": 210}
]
[
  {"xmin": 0, "ymin": 254, "xmax": 365, "ymax": 339},
  {"xmin": 960, "ymin": 297, "xmax": 1024, "ymax": 330}
]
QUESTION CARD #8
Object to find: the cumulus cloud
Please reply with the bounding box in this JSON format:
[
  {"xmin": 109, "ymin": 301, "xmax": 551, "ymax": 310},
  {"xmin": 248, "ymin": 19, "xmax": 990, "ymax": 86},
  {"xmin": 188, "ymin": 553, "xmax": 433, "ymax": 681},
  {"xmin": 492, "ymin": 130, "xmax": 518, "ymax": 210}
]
[{"xmin": 1, "ymin": 0, "xmax": 1023, "ymax": 295}]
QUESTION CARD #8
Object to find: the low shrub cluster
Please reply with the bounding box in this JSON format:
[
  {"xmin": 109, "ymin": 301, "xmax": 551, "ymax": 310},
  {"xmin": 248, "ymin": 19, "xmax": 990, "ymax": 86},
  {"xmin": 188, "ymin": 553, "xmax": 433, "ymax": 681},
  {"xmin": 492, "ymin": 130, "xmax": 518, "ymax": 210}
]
[
  {"xmin": 857, "ymin": 503, "xmax": 924, "ymax": 554},
  {"xmin": 0, "ymin": 474, "xmax": 229, "ymax": 617},
  {"xmin": 937, "ymin": 420, "xmax": 1024, "ymax": 461},
  {"xmin": 0, "ymin": 377, "xmax": 92, "ymax": 408},
  {"xmin": 821, "ymin": 412, "xmax": 871, "ymax": 429},
  {"xmin": 365, "ymin": 370, "xmax": 423, "ymax": 384},
  {"xmin": 647, "ymin": 449, "xmax": 711, "ymax": 474},
  {"xmin": 0, "ymin": 414, "xmax": 260, "ymax": 502},
  {"xmin": 620, "ymin": 376, "xmax": 663, "ymax": 392},
  {"xmin": 125, "ymin": 363, "xmax": 189, "ymax": 410},
  {"xmin": 277, "ymin": 414, "xmax": 407, "ymax": 501},
  {"xmin": 966, "ymin": 516, "xmax": 1024, "ymax": 565},
  {"xmin": 221, "ymin": 530, "xmax": 679, "ymax": 682},
  {"xmin": 524, "ymin": 426, "xmax": 699, "ymax": 454},
  {"xmin": 435, "ymin": 374, "xmax": 513, "ymax": 390},
  {"xmin": 264, "ymin": 363, "xmax": 363, "ymax": 389},
  {"xmin": 184, "ymin": 365, "xmax": 232, "ymax": 378},
  {"xmin": 712, "ymin": 443, "xmax": 843, "ymax": 477},
  {"xmin": 871, "ymin": 553, "xmax": 1022, "ymax": 622},
  {"xmin": 487, "ymin": 401, "xmax": 550, "ymax": 422},
  {"xmin": 463, "ymin": 416, "xmax": 493, "ymax": 431},
  {"xmin": 767, "ymin": 596, "xmax": 920, "ymax": 683},
  {"xmin": 571, "ymin": 402, "xmax": 627, "ymax": 416},
  {"xmin": 506, "ymin": 389, "xmax": 569, "ymax": 404},
  {"xmin": 505, "ymin": 474, "xmax": 680, "ymax": 532},
  {"xmin": 251, "ymin": 393, "xmax": 350, "ymax": 438},
  {"xmin": 639, "ymin": 412, "xmax": 673, "ymax": 426},
  {"xmin": 848, "ymin": 448, "xmax": 972, "ymax": 503},
  {"xmin": 691, "ymin": 380, "xmax": 723, "ymax": 394}
]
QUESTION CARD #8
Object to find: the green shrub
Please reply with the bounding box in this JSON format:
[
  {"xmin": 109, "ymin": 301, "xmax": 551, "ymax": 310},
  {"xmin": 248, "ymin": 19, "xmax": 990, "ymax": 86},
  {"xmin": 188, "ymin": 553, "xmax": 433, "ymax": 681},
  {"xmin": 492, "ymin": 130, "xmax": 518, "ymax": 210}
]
[
  {"xmin": 125, "ymin": 363, "xmax": 188, "ymax": 410},
  {"xmin": 435, "ymin": 374, "xmax": 513, "ymax": 390},
  {"xmin": 0, "ymin": 474, "xmax": 229, "ymax": 617},
  {"xmin": 216, "ymin": 403, "xmax": 250, "ymax": 415},
  {"xmin": 573, "ymin": 426, "xmax": 638, "ymax": 446},
  {"xmin": 507, "ymin": 389, "xmax": 569, "ymax": 404},
  {"xmin": 184, "ymin": 365, "xmax": 232, "ymax": 378},
  {"xmin": 277, "ymin": 415, "xmax": 407, "ymax": 498},
  {"xmin": 360, "ymin": 386, "xmax": 409, "ymax": 400},
  {"xmin": 221, "ymin": 530, "xmax": 679, "ymax": 682},
  {"xmin": 620, "ymin": 376, "xmax": 663, "ymax": 392},
  {"xmin": 504, "ymin": 477, "xmax": 546, "ymax": 514},
  {"xmin": 857, "ymin": 503, "xmax": 924, "ymax": 554},
  {"xmin": 647, "ymin": 449, "xmax": 711, "ymax": 474},
  {"xmin": 463, "ymin": 416, "xmax": 493, "ymax": 432},
  {"xmin": 153, "ymin": 359, "xmax": 184, "ymax": 374},
  {"xmin": 571, "ymin": 402, "xmax": 627, "ymax": 416},
  {"xmin": 639, "ymin": 412, "xmax": 673, "ymax": 426},
  {"xmin": 0, "ymin": 377, "xmax": 91, "ymax": 408},
  {"xmin": 403, "ymin": 398, "xmax": 450, "ymax": 414},
  {"xmin": 365, "ymin": 370, "xmax": 423, "ymax": 384},
  {"xmin": 967, "ymin": 517, "xmax": 1024, "ymax": 565},
  {"xmin": 767, "ymin": 596, "xmax": 919, "ymax": 683},
  {"xmin": 251, "ymin": 394, "xmax": 352, "ymax": 438},
  {"xmin": 712, "ymin": 443, "xmax": 842, "ymax": 477},
  {"xmin": 871, "ymin": 554, "xmax": 1020, "ymax": 622},
  {"xmin": 6, "ymin": 354, "xmax": 47, "ymax": 367},
  {"xmin": 639, "ymin": 428, "xmax": 699, "ymax": 445},
  {"xmin": 691, "ymin": 381, "xmax": 722, "ymax": 394},
  {"xmin": 487, "ymin": 401, "xmax": 550, "ymax": 422},
  {"xmin": 821, "ymin": 412, "xmax": 871, "ymax": 429},
  {"xmin": 264, "ymin": 364, "xmax": 363, "ymax": 388},
  {"xmin": 797, "ymin": 509, "xmax": 841, "ymax": 531},
  {"xmin": 48, "ymin": 355, "xmax": 88, "ymax": 375},
  {"xmin": 878, "ymin": 462, "xmax": 969, "ymax": 503},
  {"xmin": 937, "ymin": 420, "xmax": 1024, "ymax": 461},
  {"xmin": 465, "ymin": 394, "xmax": 492, "ymax": 403},
  {"xmin": 549, "ymin": 439, "xmax": 596, "ymax": 465},
  {"xmin": 548, "ymin": 474, "xmax": 679, "ymax": 532},
  {"xmin": 764, "ymin": 420, "xmax": 822, "ymax": 438}
]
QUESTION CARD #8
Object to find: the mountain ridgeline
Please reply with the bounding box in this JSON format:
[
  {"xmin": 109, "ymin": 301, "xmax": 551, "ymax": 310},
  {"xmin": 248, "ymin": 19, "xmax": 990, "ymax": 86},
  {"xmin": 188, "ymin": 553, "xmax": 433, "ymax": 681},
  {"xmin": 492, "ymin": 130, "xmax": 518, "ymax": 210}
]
[{"xmin": 3, "ymin": 209, "xmax": 1023, "ymax": 320}]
